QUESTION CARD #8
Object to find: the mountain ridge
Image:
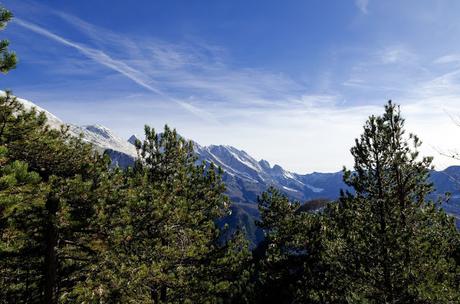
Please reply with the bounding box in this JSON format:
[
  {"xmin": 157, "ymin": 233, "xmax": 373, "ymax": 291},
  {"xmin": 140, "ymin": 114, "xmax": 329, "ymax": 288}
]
[{"xmin": 15, "ymin": 96, "xmax": 460, "ymax": 242}]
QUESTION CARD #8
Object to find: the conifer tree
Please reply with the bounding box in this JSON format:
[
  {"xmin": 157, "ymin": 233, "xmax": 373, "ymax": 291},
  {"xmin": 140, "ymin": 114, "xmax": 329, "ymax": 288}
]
[
  {"xmin": 80, "ymin": 125, "xmax": 252, "ymax": 303},
  {"xmin": 0, "ymin": 92, "xmax": 109, "ymax": 303},
  {"xmin": 254, "ymin": 187, "xmax": 328, "ymax": 304},
  {"xmin": 0, "ymin": 6, "xmax": 17, "ymax": 73},
  {"xmin": 324, "ymin": 101, "xmax": 460, "ymax": 303}
]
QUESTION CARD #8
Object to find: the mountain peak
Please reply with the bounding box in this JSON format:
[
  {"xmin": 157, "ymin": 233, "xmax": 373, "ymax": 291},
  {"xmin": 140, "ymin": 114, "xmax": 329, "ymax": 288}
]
[
  {"xmin": 82, "ymin": 124, "xmax": 114, "ymax": 139},
  {"xmin": 75, "ymin": 124, "xmax": 136, "ymax": 157},
  {"xmin": 272, "ymin": 164, "xmax": 284, "ymax": 173},
  {"xmin": 128, "ymin": 134, "xmax": 139, "ymax": 145},
  {"xmin": 259, "ymin": 159, "xmax": 271, "ymax": 170}
]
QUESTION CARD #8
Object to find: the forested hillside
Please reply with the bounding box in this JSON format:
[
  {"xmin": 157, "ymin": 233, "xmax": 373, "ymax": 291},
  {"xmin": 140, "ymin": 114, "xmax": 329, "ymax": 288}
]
[{"xmin": 14, "ymin": 96, "xmax": 460, "ymax": 247}]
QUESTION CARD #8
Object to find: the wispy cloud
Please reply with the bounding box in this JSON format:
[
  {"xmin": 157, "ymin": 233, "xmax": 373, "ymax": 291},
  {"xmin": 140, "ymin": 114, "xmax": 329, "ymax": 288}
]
[
  {"xmin": 434, "ymin": 54, "xmax": 460, "ymax": 65},
  {"xmin": 379, "ymin": 46, "xmax": 417, "ymax": 64},
  {"xmin": 14, "ymin": 18, "xmax": 217, "ymax": 123},
  {"xmin": 355, "ymin": 0, "xmax": 369, "ymax": 14},
  {"xmin": 13, "ymin": 9, "xmax": 314, "ymax": 114}
]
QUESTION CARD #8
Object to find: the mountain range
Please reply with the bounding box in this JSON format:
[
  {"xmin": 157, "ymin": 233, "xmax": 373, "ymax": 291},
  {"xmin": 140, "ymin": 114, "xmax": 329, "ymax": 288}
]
[{"xmin": 17, "ymin": 95, "xmax": 460, "ymax": 244}]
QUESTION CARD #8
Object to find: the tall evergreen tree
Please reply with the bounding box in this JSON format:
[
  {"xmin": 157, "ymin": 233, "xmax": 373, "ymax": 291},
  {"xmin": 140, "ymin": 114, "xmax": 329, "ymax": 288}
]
[
  {"xmin": 323, "ymin": 101, "xmax": 460, "ymax": 303},
  {"xmin": 0, "ymin": 91, "xmax": 109, "ymax": 303},
  {"xmin": 254, "ymin": 187, "xmax": 328, "ymax": 304},
  {"xmin": 78, "ymin": 125, "xmax": 252, "ymax": 303}
]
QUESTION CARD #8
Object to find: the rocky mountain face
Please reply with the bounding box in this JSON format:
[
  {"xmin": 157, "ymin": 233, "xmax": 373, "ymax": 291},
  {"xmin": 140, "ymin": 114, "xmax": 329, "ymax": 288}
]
[{"xmin": 17, "ymin": 96, "xmax": 460, "ymax": 244}]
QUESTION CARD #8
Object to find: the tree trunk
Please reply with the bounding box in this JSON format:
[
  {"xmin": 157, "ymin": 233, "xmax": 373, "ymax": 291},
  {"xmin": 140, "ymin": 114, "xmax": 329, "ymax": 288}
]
[
  {"xmin": 160, "ymin": 285, "xmax": 167, "ymax": 303},
  {"xmin": 44, "ymin": 195, "xmax": 58, "ymax": 304},
  {"xmin": 375, "ymin": 155, "xmax": 393, "ymax": 303}
]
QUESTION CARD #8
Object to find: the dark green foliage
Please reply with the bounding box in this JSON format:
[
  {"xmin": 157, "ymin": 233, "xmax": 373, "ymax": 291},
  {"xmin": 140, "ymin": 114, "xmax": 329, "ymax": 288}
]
[
  {"xmin": 253, "ymin": 102, "xmax": 460, "ymax": 303},
  {"xmin": 0, "ymin": 6, "xmax": 17, "ymax": 73},
  {"xmin": 254, "ymin": 187, "xmax": 328, "ymax": 303},
  {"xmin": 323, "ymin": 101, "xmax": 460, "ymax": 303},
  {"xmin": 297, "ymin": 198, "xmax": 330, "ymax": 213},
  {"xmin": 74, "ymin": 125, "xmax": 252, "ymax": 303},
  {"xmin": 0, "ymin": 149, "xmax": 44, "ymax": 303},
  {"xmin": 217, "ymin": 204, "xmax": 265, "ymax": 247},
  {"xmin": 0, "ymin": 92, "xmax": 108, "ymax": 303}
]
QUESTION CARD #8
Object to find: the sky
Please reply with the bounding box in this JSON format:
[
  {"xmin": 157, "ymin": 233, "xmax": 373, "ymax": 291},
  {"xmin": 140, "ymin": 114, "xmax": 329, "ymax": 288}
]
[{"xmin": 2, "ymin": 0, "xmax": 460, "ymax": 173}]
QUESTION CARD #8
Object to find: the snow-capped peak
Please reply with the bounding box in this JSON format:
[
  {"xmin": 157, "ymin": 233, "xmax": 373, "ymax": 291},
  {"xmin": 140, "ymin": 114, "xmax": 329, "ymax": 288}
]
[
  {"xmin": 81, "ymin": 124, "xmax": 115, "ymax": 140},
  {"xmin": 72, "ymin": 124, "xmax": 137, "ymax": 157},
  {"xmin": 13, "ymin": 95, "xmax": 137, "ymax": 158}
]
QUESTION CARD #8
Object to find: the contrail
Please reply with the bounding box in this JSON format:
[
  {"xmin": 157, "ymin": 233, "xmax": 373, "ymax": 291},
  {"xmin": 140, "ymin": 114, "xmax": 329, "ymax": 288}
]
[{"xmin": 14, "ymin": 18, "xmax": 216, "ymax": 123}]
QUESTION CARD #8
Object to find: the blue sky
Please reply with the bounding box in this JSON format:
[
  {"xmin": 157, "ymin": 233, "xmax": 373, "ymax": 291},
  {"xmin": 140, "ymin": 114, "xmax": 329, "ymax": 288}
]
[{"xmin": 2, "ymin": 0, "xmax": 460, "ymax": 172}]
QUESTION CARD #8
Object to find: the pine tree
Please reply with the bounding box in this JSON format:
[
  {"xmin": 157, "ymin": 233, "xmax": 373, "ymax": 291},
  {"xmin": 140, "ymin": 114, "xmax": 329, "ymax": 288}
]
[
  {"xmin": 79, "ymin": 125, "xmax": 252, "ymax": 303},
  {"xmin": 324, "ymin": 101, "xmax": 460, "ymax": 303},
  {"xmin": 0, "ymin": 146, "xmax": 45, "ymax": 303},
  {"xmin": 0, "ymin": 6, "xmax": 17, "ymax": 73},
  {"xmin": 254, "ymin": 187, "xmax": 328, "ymax": 304},
  {"xmin": 0, "ymin": 92, "xmax": 109, "ymax": 303}
]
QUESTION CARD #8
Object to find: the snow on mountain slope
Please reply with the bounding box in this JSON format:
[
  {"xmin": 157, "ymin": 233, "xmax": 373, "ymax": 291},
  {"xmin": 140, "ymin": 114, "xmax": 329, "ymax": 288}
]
[
  {"xmin": 195, "ymin": 144, "xmax": 266, "ymax": 182},
  {"xmin": 70, "ymin": 125, "xmax": 136, "ymax": 157},
  {"xmin": 15, "ymin": 95, "xmax": 136, "ymax": 157},
  {"xmin": 193, "ymin": 142, "xmax": 331, "ymax": 203},
  {"xmin": 16, "ymin": 96, "xmax": 64, "ymax": 130}
]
